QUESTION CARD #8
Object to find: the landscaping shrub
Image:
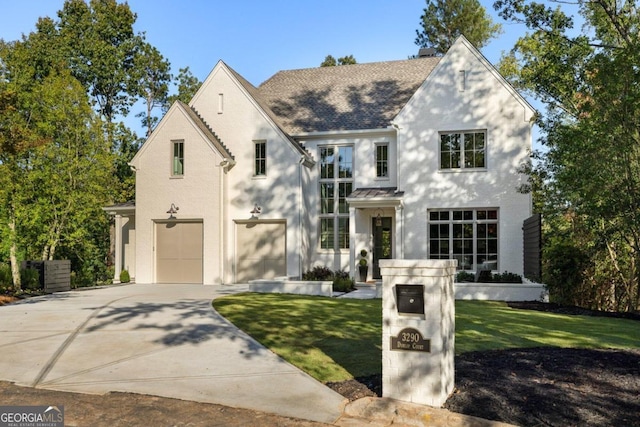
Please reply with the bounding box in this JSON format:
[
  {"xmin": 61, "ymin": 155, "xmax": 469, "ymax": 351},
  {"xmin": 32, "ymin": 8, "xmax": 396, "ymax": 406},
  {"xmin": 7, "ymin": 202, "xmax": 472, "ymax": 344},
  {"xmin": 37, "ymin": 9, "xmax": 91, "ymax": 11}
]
[
  {"xmin": 20, "ymin": 268, "xmax": 41, "ymax": 291},
  {"xmin": 332, "ymin": 270, "xmax": 355, "ymax": 292},
  {"xmin": 302, "ymin": 266, "xmax": 334, "ymax": 281},
  {"xmin": 119, "ymin": 269, "xmax": 130, "ymax": 283},
  {"xmin": 302, "ymin": 266, "xmax": 356, "ymax": 292},
  {"xmin": 492, "ymin": 271, "xmax": 523, "ymax": 283},
  {"xmin": 456, "ymin": 271, "xmax": 475, "ymax": 282},
  {"xmin": 0, "ymin": 264, "xmax": 12, "ymax": 287}
]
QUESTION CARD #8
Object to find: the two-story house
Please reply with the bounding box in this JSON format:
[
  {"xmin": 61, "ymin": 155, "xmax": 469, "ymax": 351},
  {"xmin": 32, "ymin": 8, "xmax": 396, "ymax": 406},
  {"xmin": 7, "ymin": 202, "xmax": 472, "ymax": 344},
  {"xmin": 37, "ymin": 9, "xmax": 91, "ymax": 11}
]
[{"xmin": 105, "ymin": 36, "xmax": 535, "ymax": 287}]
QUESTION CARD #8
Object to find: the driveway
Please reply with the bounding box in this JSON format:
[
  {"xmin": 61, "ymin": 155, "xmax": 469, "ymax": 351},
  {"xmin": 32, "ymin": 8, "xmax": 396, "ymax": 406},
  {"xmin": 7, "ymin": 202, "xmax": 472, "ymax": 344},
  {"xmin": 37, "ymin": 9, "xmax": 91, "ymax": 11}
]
[{"xmin": 0, "ymin": 284, "xmax": 346, "ymax": 424}]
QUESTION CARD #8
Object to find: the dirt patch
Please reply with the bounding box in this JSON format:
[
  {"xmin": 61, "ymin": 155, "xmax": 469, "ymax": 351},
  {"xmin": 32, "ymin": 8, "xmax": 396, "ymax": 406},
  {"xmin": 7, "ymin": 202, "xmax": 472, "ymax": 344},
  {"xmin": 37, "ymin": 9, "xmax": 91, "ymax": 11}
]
[
  {"xmin": 0, "ymin": 381, "xmax": 328, "ymax": 427},
  {"xmin": 0, "ymin": 295, "xmax": 18, "ymax": 306},
  {"xmin": 326, "ymin": 302, "xmax": 640, "ymax": 426}
]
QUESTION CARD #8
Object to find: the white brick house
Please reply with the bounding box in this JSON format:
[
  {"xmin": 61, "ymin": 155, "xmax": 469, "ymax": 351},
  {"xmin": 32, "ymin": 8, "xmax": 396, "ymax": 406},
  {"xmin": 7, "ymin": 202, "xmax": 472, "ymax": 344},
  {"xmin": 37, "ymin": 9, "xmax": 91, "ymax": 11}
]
[{"xmin": 104, "ymin": 36, "xmax": 535, "ymax": 286}]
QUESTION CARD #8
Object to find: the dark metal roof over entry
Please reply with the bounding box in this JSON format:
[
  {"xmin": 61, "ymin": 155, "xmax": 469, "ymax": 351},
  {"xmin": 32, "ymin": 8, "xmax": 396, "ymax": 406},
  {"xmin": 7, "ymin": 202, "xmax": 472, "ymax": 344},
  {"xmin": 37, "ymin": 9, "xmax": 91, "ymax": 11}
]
[{"xmin": 346, "ymin": 187, "xmax": 405, "ymax": 208}]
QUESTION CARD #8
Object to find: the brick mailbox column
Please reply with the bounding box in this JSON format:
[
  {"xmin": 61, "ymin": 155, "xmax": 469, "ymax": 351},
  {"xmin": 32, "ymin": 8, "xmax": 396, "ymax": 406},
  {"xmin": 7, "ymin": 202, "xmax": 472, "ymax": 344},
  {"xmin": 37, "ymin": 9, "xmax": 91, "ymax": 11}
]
[{"xmin": 380, "ymin": 259, "xmax": 456, "ymax": 407}]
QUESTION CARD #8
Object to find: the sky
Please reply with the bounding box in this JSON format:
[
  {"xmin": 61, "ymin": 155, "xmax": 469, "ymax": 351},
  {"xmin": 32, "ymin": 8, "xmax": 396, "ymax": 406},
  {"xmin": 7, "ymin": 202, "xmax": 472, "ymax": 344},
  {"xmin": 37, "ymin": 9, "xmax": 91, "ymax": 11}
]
[{"xmin": 0, "ymin": 0, "xmax": 532, "ymax": 135}]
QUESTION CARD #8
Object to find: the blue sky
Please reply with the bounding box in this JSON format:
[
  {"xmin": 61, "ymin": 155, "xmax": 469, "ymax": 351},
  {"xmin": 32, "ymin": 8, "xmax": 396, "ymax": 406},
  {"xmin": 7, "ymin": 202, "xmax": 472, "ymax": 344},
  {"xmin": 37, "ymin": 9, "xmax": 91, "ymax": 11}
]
[{"xmin": 1, "ymin": 1, "xmax": 533, "ymax": 137}]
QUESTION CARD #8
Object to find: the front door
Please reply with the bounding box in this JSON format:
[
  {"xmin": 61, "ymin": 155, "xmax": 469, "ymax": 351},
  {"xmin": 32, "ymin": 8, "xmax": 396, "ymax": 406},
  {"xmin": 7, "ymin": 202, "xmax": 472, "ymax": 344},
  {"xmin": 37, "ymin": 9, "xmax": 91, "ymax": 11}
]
[{"xmin": 372, "ymin": 217, "xmax": 392, "ymax": 279}]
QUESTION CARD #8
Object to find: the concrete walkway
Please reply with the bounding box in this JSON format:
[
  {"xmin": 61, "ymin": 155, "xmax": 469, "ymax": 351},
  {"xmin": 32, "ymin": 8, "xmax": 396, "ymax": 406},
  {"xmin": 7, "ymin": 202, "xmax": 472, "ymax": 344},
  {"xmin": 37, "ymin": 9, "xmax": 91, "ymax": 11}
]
[{"xmin": 0, "ymin": 284, "xmax": 346, "ymax": 424}]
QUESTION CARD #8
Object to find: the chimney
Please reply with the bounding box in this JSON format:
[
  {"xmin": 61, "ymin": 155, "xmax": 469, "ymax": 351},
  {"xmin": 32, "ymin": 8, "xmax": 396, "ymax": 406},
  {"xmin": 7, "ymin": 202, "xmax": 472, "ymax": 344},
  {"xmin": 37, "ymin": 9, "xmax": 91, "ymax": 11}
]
[{"xmin": 418, "ymin": 48, "xmax": 437, "ymax": 58}]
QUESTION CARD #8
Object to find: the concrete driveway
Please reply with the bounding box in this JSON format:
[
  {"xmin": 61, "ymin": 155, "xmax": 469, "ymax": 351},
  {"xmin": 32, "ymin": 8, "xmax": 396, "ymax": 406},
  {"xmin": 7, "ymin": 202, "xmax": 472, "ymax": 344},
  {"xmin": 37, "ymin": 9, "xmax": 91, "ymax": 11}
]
[{"xmin": 0, "ymin": 284, "xmax": 346, "ymax": 424}]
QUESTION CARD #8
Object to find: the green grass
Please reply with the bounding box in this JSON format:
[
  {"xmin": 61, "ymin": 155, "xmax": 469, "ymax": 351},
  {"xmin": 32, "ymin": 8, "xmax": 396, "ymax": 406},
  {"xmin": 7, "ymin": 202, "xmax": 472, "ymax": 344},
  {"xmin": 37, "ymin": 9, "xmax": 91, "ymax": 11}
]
[{"xmin": 213, "ymin": 295, "xmax": 640, "ymax": 383}]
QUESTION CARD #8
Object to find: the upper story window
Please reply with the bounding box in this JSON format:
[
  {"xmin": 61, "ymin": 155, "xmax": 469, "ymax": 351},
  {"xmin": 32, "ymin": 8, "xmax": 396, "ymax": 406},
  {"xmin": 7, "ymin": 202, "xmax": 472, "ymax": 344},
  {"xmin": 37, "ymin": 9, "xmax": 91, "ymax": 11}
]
[
  {"xmin": 172, "ymin": 140, "xmax": 184, "ymax": 176},
  {"xmin": 440, "ymin": 131, "xmax": 486, "ymax": 170},
  {"xmin": 319, "ymin": 145, "xmax": 353, "ymax": 250},
  {"xmin": 376, "ymin": 143, "xmax": 389, "ymax": 178},
  {"xmin": 254, "ymin": 140, "xmax": 266, "ymax": 176}
]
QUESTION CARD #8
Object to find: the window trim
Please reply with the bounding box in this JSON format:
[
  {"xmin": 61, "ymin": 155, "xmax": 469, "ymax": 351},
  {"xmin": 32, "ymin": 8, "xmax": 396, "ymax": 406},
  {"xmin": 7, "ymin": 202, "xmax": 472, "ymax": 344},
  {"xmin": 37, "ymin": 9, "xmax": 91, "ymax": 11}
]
[
  {"xmin": 319, "ymin": 144, "xmax": 353, "ymax": 251},
  {"xmin": 171, "ymin": 139, "xmax": 184, "ymax": 177},
  {"xmin": 253, "ymin": 140, "xmax": 267, "ymax": 177},
  {"xmin": 427, "ymin": 208, "xmax": 499, "ymax": 271},
  {"xmin": 439, "ymin": 130, "xmax": 487, "ymax": 171}
]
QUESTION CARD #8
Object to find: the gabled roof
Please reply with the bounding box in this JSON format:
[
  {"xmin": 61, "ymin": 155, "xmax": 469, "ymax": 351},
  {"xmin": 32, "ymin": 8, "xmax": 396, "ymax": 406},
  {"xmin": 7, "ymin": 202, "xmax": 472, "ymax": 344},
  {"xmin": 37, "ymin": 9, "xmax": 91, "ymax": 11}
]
[
  {"xmin": 256, "ymin": 57, "xmax": 441, "ymax": 134},
  {"xmin": 222, "ymin": 63, "xmax": 315, "ymax": 165},
  {"xmin": 178, "ymin": 101, "xmax": 235, "ymax": 161}
]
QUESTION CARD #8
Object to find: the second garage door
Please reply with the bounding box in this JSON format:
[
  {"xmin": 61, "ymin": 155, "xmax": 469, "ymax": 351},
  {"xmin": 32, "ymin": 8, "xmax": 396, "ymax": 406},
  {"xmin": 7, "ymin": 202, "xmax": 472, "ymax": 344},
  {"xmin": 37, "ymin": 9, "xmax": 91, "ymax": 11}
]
[
  {"xmin": 156, "ymin": 221, "xmax": 203, "ymax": 283},
  {"xmin": 236, "ymin": 221, "xmax": 286, "ymax": 283}
]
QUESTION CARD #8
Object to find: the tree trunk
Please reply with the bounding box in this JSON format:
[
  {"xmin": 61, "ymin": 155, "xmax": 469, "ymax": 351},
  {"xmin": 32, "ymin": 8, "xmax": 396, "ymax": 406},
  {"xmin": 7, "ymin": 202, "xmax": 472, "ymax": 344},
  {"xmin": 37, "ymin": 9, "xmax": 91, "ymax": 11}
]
[{"xmin": 8, "ymin": 217, "xmax": 21, "ymax": 291}]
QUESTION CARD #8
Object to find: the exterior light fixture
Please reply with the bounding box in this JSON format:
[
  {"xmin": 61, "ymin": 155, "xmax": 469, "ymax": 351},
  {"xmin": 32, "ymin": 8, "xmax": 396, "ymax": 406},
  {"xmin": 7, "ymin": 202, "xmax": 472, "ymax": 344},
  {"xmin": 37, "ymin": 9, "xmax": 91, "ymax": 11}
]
[
  {"xmin": 166, "ymin": 203, "xmax": 179, "ymax": 219},
  {"xmin": 375, "ymin": 208, "xmax": 383, "ymax": 227},
  {"xmin": 250, "ymin": 204, "xmax": 262, "ymax": 219}
]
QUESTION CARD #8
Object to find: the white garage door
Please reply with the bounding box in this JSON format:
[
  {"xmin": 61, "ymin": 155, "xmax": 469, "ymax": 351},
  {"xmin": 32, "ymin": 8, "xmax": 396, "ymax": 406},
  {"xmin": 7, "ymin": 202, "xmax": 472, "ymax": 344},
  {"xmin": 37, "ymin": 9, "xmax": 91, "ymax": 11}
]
[
  {"xmin": 156, "ymin": 221, "xmax": 203, "ymax": 283},
  {"xmin": 236, "ymin": 221, "xmax": 286, "ymax": 283}
]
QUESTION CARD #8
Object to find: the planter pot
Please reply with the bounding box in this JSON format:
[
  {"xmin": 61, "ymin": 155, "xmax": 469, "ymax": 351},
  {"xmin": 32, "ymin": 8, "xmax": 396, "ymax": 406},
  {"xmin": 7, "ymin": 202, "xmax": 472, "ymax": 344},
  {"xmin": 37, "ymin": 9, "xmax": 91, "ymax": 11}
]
[{"xmin": 358, "ymin": 265, "xmax": 368, "ymax": 282}]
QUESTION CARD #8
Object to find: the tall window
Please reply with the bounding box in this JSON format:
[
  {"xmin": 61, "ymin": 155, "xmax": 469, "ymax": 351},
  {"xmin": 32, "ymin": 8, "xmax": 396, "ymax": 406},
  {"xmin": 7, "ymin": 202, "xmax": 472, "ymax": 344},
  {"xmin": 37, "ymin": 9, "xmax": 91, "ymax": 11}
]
[
  {"xmin": 428, "ymin": 209, "xmax": 498, "ymax": 270},
  {"xmin": 319, "ymin": 145, "xmax": 353, "ymax": 250},
  {"xmin": 254, "ymin": 141, "xmax": 266, "ymax": 176},
  {"xmin": 440, "ymin": 131, "xmax": 486, "ymax": 169},
  {"xmin": 172, "ymin": 140, "xmax": 184, "ymax": 176},
  {"xmin": 376, "ymin": 143, "xmax": 388, "ymax": 178}
]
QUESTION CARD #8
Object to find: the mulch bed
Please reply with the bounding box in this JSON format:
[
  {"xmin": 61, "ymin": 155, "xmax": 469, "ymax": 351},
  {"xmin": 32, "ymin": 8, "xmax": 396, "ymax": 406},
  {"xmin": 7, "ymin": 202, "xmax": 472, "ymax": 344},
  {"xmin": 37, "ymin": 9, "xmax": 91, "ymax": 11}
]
[{"xmin": 326, "ymin": 302, "xmax": 640, "ymax": 427}]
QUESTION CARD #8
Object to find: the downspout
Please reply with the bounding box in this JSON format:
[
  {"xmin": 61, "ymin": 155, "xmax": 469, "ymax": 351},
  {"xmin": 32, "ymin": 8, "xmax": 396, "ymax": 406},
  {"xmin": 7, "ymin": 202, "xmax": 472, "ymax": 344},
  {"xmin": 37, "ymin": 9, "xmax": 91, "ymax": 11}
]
[
  {"xmin": 219, "ymin": 158, "xmax": 234, "ymax": 284},
  {"xmin": 298, "ymin": 156, "xmax": 305, "ymax": 279}
]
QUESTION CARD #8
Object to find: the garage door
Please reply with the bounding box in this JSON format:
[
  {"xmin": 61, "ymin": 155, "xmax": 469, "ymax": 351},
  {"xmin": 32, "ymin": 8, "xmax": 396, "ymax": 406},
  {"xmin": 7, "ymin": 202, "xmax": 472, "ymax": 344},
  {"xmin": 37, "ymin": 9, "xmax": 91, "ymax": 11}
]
[
  {"xmin": 156, "ymin": 221, "xmax": 203, "ymax": 283},
  {"xmin": 236, "ymin": 221, "xmax": 286, "ymax": 283}
]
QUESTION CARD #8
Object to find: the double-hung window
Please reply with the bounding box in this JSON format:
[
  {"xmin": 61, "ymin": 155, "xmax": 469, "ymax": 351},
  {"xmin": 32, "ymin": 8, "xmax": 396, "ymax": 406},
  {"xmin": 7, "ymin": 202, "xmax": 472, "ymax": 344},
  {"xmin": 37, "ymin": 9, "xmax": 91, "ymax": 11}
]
[
  {"xmin": 440, "ymin": 131, "xmax": 486, "ymax": 170},
  {"xmin": 319, "ymin": 145, "xmax": 353, "ymax": 250},
  {"xmin": 376, "ymin": 143, "xmax": 389, "ymax": 178},
  {"xmin": 254, "ymin": 140, "xmax": 266, "ymax": 176},
  {"xmin": 172, "ymin": 140, "xmax": 184, "ymax": 176},
  {"xmin": 428, "ymin": 208, "xmax": 498, "ymax": 271}
]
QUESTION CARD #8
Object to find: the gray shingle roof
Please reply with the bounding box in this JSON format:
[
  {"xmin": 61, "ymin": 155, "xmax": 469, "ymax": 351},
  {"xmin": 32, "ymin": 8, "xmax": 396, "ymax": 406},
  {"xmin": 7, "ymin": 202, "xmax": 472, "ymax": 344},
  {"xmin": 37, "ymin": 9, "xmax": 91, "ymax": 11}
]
[{"xmin": 257, "ymin": 57, "xmax": 441, "ymax": 134}]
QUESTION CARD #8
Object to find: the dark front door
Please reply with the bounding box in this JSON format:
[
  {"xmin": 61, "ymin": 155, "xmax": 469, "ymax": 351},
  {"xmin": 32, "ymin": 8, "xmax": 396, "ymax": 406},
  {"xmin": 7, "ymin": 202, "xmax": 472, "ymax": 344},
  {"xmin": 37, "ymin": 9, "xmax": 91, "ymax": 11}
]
[{"xmin": 372, "ymin": 217, "xmax": 393, "ymax": 279}]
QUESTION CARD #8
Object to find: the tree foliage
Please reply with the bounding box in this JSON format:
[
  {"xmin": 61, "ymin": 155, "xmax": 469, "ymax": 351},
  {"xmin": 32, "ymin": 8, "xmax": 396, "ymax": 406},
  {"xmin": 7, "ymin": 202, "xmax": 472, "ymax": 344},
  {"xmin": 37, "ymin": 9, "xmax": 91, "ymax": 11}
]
[
  {"xmin": 0, "ymin": 0, "xmax": 178, "ymax": 289},
  {"xmin": 320, "ymin": 54, "xmax": 357, "ymax": 67},
  {"xmin": 415, "ymin": 0, "xmax": 501, "ymax": 54},
  {"xmin": 165, "ymin": 66, "xmax": 201, "ymax": 110},
  {"xmin": 496, "ymin": 0, "xmax": 640, "ymax": 311}
]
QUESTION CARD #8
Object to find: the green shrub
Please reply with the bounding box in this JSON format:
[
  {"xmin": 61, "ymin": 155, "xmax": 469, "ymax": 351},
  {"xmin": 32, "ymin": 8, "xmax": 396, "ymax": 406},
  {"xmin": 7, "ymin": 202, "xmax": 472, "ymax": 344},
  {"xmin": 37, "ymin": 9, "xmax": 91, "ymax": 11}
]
[
  {"xmin": 119, "ymin": 269, "xmax": 131, "ymax": 283},
  {"xmin": 21, "ymin": 268, "xmax": 41, "ymax": 291},
  {"xmin": 332, "ymin": 270, "xmax": 355, "ymax": 292},
  {"xmin": 493, "ymin": 271, "xmax": 523, "ymax": 283},
  {"xmin": 456, "ymin": 271, "xmax": 475, "ymax": 282},
  {"xmin": 302, "ymin": 266, "xmax": 334, "ymax": 281},
  {"xmin": 0, "ymin": 264, "xmax": 12, "ymax": 287}
]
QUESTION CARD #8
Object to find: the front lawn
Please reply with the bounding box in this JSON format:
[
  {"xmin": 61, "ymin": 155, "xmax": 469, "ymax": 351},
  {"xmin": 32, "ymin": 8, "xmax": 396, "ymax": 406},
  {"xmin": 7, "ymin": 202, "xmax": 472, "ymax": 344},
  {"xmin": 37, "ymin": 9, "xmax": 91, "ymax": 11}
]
[{"xmin": 212, "ymin": 294, "xmax": 639, "ymax": 383}]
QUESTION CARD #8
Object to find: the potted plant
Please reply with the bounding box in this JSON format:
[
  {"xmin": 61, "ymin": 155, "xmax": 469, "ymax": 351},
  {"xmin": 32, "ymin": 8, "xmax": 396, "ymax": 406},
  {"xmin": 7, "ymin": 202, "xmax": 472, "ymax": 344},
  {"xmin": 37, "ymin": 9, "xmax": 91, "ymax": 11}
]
[{"xmin": 358, "ymin": 249, "xmax": 368, "ymax": 282}]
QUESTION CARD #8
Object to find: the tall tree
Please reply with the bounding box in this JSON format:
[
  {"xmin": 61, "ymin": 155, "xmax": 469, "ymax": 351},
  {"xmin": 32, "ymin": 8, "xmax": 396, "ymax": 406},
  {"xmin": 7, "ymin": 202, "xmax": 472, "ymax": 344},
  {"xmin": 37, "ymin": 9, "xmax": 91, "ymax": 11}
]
[
  {"xmin": 320, "ymin": 54, "xmax": 357, "ymax": 66},
  {"xmin": 57, "ymin": 0, "xmax": 142, "ymax": 123},
  {"xmin": 165, "ymin": 66, "xmax": 202, "ymax": 110},
  {"xmin": 134, "ymin": 40, "xmax": 172, "ymax": 137},
  {"xmin": 495, "ymin": 0, "xmax": 640, "ymax": 311},
  {"xmin": 415, "ymin": 0, "xmax": 501, "ymax": 54}
]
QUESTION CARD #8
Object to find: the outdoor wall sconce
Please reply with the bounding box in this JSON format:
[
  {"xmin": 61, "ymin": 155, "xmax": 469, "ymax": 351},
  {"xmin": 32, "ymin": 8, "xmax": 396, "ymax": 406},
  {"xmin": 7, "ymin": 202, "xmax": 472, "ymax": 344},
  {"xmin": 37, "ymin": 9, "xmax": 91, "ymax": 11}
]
[
  {"xmin": 375, "ymin": 209, "xmax": 383, "ymax": 226},
  {"xmin": 166, "ymin": 203, "xmax": 179, "ymax": 219},
  {"xmin": 250, "ymin": 203, "xmax": 262, "ymax": 219}
]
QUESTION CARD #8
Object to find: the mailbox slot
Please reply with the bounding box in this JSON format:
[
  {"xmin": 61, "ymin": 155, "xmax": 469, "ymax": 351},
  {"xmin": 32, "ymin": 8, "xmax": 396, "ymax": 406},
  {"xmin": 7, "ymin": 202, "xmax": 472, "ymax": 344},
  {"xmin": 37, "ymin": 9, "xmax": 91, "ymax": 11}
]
[{"xmin": 395, "ymin": 284, "xmax": 425, "ymax": 314}]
